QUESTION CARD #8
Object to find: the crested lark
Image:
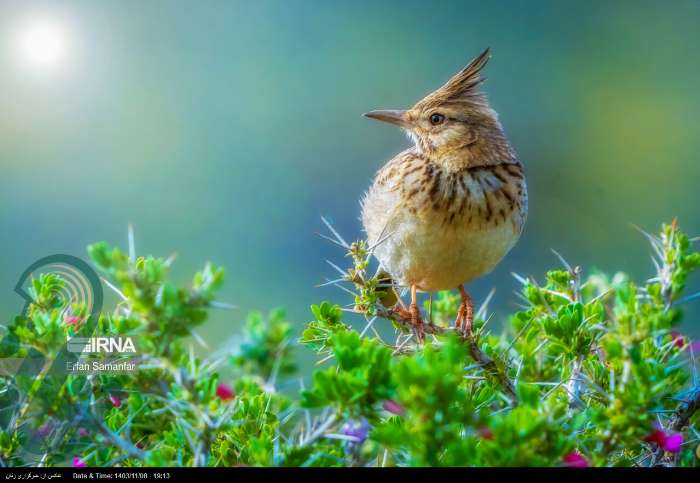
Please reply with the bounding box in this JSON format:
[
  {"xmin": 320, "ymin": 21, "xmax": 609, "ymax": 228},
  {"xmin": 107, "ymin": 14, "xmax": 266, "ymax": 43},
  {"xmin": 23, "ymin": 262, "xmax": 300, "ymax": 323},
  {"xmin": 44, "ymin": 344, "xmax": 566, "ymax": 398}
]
[{"xmin": 361, "ymin": 48, "xmax": 527, "ymax": 341}]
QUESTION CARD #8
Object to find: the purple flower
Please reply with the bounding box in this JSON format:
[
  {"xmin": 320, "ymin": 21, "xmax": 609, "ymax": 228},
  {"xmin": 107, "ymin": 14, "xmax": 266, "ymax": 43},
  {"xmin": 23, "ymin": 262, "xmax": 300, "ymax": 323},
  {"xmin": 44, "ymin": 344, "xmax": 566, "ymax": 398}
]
[
  {"xmin": 382, "ymin": 399, "xmax": 405, "ymax": 416},
  {"xmin": 36, "ymin": 423, "xmax": 53, "ymax": 438},
  {"xmin": 342, "ymin": 418, "xmax": 370, "ymax": 444},
  {"xmin": 109, "ymin": 395, "xmax": 122, "ymax": 408},
  {"xmin": 78, "ymin": 427, "xmax": 89, "ymax": 438},
  {"xmin": 342, "ymin": 418, "xmax": 370, "ymax": 455},
  {"xmin": 72, "ymin": 457, "xmax": 87, "ymax": 468},
  {"xmin": 562, "ymin": 451, "xmax": 588, "ymax": 468}
]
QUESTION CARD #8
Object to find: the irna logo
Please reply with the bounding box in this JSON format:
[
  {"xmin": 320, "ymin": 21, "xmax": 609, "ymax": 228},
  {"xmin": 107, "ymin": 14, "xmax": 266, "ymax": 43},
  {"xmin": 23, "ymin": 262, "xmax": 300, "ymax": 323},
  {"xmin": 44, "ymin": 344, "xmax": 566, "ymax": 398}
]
[{"xmin": 67, "ymin": 337, "xmax": 136, "ymax": 354}]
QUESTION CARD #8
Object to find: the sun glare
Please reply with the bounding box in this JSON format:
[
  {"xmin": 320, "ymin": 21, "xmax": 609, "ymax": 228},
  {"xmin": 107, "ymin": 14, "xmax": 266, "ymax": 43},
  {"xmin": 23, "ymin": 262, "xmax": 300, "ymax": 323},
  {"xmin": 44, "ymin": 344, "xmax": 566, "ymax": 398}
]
[{"xmin": 13, "ymin": 16, "xmax": 72, "ymax": 72}]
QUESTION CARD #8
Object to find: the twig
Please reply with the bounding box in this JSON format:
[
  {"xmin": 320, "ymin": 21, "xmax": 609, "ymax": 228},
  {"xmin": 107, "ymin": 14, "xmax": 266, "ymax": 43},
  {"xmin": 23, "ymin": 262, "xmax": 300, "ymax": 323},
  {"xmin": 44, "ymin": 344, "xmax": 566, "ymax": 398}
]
[
  {"xmin": 459, "ymin": 327, "xmax": 517, "ymax": 404},
  {"xmin": 670, "ymin": 386, "xmax": 700, "ymax": 432},
  {"xmin": 455, "ymin": 292, "xmax": 517, "ymax": 404},
  {"xmin": 565, "ymin": 355, "xmax": 585, "ymax": 410},
  {"xmin": 299, "ymin": 414, "xmax": 337, "ymax": 448}
]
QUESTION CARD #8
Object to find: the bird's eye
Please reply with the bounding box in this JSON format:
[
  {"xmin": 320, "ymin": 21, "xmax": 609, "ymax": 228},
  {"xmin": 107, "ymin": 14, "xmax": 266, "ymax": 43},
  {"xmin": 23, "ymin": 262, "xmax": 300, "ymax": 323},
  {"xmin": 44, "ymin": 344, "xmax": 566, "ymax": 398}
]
[{"xmin": 429, "ymin": 113, "xmax": 445, "ymax": 125}]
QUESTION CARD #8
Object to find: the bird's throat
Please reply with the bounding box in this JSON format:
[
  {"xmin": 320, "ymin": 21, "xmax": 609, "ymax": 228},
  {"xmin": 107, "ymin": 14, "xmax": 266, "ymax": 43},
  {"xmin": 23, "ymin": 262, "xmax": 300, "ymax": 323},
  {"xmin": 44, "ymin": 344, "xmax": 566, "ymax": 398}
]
[{"xmin": 429, "ymin": 132, "xmax": 516, "ymax": 173}]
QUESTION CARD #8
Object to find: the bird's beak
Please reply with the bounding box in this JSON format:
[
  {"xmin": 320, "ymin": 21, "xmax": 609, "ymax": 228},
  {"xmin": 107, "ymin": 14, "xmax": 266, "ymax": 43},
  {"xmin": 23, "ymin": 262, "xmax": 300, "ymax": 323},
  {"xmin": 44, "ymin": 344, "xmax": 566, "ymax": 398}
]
[{"xmin": 363, "ymin": 109, "xmax": 411, "ymax": 129}]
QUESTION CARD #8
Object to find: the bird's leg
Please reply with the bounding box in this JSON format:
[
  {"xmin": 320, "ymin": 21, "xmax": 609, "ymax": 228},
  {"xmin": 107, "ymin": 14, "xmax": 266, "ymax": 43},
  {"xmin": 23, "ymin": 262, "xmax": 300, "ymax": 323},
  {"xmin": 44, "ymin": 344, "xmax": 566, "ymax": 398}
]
[
  {"xmin": 388, "ymin": 285, "xmax": 425, "ymax": 343},
  {"xmin": 409, "ymin": 285, "xmax": 425, "ymax": 343},
  {"xmin": 455, "ymin": 285, "xmax": 474, "ymax": 337}
]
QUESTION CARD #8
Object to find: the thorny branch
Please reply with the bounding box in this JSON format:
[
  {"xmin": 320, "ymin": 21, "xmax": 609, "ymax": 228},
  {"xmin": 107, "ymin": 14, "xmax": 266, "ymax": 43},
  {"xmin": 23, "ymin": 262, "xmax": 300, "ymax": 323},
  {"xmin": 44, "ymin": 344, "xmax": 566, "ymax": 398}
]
[
  {"xmin": 552, "ymin": 250, "xmax": 586, "ymax": 410},
  {"xmin": 459, "ymin": 326, "xmax": 517, "ymax": 404},
  {"xmin": 671, "ymin": 387, "xmax": 700, "ymax": 433},
  {"xmin": 372, "ymin": 299, "xmax": 518, "ymax": 403}
]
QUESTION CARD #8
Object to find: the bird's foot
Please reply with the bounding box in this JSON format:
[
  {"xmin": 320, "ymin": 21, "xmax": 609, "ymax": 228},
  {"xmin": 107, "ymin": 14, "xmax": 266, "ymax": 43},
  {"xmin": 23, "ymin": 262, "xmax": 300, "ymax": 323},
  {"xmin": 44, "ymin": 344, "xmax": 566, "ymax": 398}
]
[
  {"xmin": 455, "ymin": 286, "xmax": 474, "ymax": 338},
  {"xmin": 392, "ymin": 304, "xmax": 426, "ymax": 343},
  {"xmin": 409, "ymin": 302, "xmax": 425, "ymax": 343}
]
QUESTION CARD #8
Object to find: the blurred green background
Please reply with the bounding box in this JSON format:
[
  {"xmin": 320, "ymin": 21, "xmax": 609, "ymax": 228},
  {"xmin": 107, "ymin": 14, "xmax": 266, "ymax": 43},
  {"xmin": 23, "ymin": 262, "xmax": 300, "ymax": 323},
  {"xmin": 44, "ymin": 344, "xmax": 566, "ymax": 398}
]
[{"xmin": 1, "ymin": 0, "xmax": 699, "ymax": 345}]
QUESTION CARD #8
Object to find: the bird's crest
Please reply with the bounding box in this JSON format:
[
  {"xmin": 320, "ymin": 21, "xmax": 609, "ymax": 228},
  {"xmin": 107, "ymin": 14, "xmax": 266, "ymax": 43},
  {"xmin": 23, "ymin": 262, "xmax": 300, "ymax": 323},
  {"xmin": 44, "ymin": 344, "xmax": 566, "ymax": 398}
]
[{"xmin": 417, "ymin": 48, "xmax": 491, "ymax": 108}]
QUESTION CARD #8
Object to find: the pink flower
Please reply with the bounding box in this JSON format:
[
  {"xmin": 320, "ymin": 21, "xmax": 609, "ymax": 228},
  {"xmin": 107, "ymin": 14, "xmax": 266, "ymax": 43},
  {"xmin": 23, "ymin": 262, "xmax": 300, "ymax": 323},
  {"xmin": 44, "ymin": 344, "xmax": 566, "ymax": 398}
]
[
  {"xmin": 663, "ymin": 433, "xmax": 683, "ymax": 453},
  {"xmin": 670, "ymin": 331, "xmax": 686, "ymax": 349},
  {"xmin": 382, "ymin": 399, "xmax": 405, "ymax": 416},
  {"xmin": 216, "ymin": 383, "xmax": 235, "ymax": 401},
  {"xmin": 109, "ymin": 395, "xmax": 122, "ymax": 408},
  {"xmin": 644, "ymin": 429, "xmax": 684, "ymax": 453},
  {"xmin": 64, "ymin": 314, "xmax": 83, "ymax": 327},
  {"xmin": 562, "ymin": 451, "xmax": 588, "ymax": 468},
  {"xmin": 670, "ymin": 332, "xmax": 700, "ymax": 353},
  {"xmin": 78, "ymin": 427, "xmax": 89, "ymax": 438},
  {"xmin": 72, "ymin": 457, "xmax": 87, "ymax": 468}
]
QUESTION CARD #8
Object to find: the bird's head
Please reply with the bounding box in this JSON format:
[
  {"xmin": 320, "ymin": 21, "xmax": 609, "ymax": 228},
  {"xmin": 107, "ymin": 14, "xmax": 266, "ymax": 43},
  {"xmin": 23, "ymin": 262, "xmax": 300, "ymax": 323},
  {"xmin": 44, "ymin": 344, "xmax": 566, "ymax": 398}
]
[{"xmin": 365, "ymin": 48, "xmax": 513, "ymax": 170}]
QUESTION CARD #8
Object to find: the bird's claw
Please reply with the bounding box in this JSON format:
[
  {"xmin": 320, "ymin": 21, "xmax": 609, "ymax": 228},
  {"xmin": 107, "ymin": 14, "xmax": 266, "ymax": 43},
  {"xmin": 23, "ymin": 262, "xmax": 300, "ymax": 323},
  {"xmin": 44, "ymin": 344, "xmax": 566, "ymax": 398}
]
[
  {"xmin": 409, "ymin": 303, "xmax": 425, "ymax": 343},
  {"xmin": 454, "ymin": 288, "xmax": 474, "ymax": 338},
  {"xmin": 455, "ymin": 304, "xmax": 469, "ymax": 337},
  {"xmin": 393, "ymin": 304, "xmax": 426, "ymax": 343}
]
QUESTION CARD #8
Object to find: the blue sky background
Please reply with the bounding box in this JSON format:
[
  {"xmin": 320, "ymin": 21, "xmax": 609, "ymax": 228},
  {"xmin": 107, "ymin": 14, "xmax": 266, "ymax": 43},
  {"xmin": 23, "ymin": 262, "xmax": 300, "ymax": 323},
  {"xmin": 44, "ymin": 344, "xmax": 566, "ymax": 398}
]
[{"xmin": 1, "ymin": 0, "xmax": 699, "ymax": 345}]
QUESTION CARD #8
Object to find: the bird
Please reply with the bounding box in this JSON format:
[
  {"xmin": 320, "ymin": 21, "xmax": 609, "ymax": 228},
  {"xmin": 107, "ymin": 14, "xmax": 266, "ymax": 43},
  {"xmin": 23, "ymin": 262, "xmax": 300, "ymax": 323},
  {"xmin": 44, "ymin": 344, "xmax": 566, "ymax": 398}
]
[{"xmin": 360, "ymin": 48, "xmax": 527, "ymax": 341}]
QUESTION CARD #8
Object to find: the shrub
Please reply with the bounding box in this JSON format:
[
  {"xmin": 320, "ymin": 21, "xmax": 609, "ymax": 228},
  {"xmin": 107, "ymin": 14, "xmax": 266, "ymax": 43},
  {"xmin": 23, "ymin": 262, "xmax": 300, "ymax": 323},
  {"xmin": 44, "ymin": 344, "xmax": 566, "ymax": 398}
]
[{"xmin": 0, "ymin": 221, "xmax": 698, "ymax": 467}]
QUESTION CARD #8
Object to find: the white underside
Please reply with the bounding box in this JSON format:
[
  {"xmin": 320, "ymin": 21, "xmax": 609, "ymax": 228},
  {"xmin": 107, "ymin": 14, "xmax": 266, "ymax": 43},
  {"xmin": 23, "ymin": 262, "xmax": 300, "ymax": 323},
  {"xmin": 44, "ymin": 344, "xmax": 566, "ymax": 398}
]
[{"xmin": 362, "ymin": 185, "xmax": 521, "ymax": 292}]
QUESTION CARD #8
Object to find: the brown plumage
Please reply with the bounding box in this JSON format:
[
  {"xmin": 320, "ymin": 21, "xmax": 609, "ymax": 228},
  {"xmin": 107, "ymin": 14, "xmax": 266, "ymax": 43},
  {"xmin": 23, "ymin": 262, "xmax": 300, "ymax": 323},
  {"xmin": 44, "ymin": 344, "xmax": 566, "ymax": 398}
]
[{"xmin": 360, "ymin": 48, "xmax": 528, "ymax": 341}]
